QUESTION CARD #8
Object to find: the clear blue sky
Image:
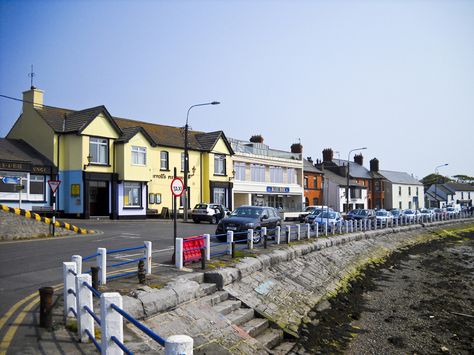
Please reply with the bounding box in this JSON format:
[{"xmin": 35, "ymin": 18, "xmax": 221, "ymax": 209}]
[{"xmin": 1, "ymin": 0, "xmax": 473, "ymax": 179}]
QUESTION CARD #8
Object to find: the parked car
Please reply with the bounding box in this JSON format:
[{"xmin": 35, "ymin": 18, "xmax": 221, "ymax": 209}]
[
  {"xmin": 215, "ymin": 206, "xmax": 281, "ymax": 243},
  {"xmin": 312, "ymin": 211, "xmax": 344, "ymax": 232},
  {"xmin": 191, "ymin": 203, "xmax": 229, "ymax": 224},
  {"xmin": 351, "ymin": 209, "xmax": 376, "ymax": 221},
  {"xmin": 419, "ymin": 208, "xmax": 434, "ymax": 219},
  {"xmin": 446, "ymin": 207, "xmax": 458, "ymax": 216},
  {"xmin": 402, "ymin": 209, "xmax": 420, "ymax": 221},
  {"xmin": 298, "ymin": 205, "xmax": 328, "ymax": 222},
  {"xmin": 345, "ymin": 209, "xmax": 362, "ymax": 220},
  {"xmin": 305, "ymin": 207, "xmax": 333, "ymax": 224},
  {"xmin": 390, "ymin": 209, "xmax": 403, "ymax": 221},
  {"xmin": 375, "ymin": 209, "xmax": 393, "ymax": 226}
]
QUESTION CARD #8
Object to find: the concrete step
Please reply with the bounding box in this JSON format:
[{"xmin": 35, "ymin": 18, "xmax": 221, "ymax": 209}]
[
  {"xmin": 226, "ymin": 308, "xmax": 254, "ymax": 326},
  {"xmin": 270, "ymin": 341, "xmax": 296, "ymax": 354},
  {"xmin": 198, "ymin": 283, "xmax": 218, "ymax": 297},
  {"xmin": 198, "ymin": 290, "xmax": 229, "ymax": 306},
  {"xmin": 241, "ymin": 317, "xmax": 269, "ymax": 338},
  {"xmin": 213, "ymin": 300, "xmax": 242, "ymax": 315},
  {"xmin": 255, "ymin": 328, "xmax": 283, "ymax": 349}
]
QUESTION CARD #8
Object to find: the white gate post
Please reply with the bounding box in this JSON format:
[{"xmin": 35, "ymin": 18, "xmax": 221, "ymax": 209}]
[
  {"xmin": 324, "ymin": 222, "xmax": 328, "ymax": 236},
  {"xmin": 63, "ymin": 262, "xmax": 77, "ymax": 320},
  {"xmin": 306, "ymin": 223, "xmax": 311, "ymax": 239},
  {"xmin": 276, "ymin": 226, "xmax": 281, "ymax": 244},
  {"xmin": 247, "ymin": 229, "xmax": 254, "ymax": 249},
  {"xmin": 203, "ymin": 235, "xmax": 210, "ymax": 261},
  {"xmin": 227, "ymin": 231, "xmax": 234, "ymax": 255},
  {"xmin": 97, "ymin": 247, "xmax": 107, "ymax": 285},
  {"xmin": 315, "ymin": 223, "xmax": 319, "ymax": 238},
  {"xmin": 75, "ymin": 274, "xmax": 94, "ymax": 343},
  {"xmin": 175, "ymin": 238, "xmax": 183, "ymax": 269},
  {"xmin": 165, "ymin": 335, "xmax": 194, "ymax": 355},
  {"xmin": 100, "ymin": 292, "xmax": 123, "ymax": 355},
  {"xmin": 296, "ymin": 224, "xmax": 301, "ymax": 241},
  {"xmin": 72, "ymin": 255, "xmax": 82, "ymax": 275},
  {"xmin": 345, "ymin": 221, "xmax": 348, "ymax": 234},
  {"xmin": 144, "ymin": 241, "xmax": 152, "ymax": 274}
]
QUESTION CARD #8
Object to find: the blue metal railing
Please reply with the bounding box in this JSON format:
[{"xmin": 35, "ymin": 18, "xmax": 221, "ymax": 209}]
[
  {"xmin": 107, "ymin": 245, "xmax": 145, "ymax": 255},
  {"xmin": 109, "ymin": 257, "xmax": 146, "ymax": 268},
  {"xmin": 111, "ymin": 336, "xmax": 132, "ymax": 355},
  {"xmin": 84, "ymin": 305, "xmax": 101, "ymax": 326},
  {"xmin": 69, "ymin": 307, "xmax": 77, "ymax": 318},
  {"xmin": 107, "ymin": 271, "xmax": 136, "ymax": 280},
  {"xmin": 111, "ymin": 303, "xmax": 166, "ymax": 347},
  {"xmin": 83, "ymin": 282, "xmax": 101, "ymax": 299},
  {"xmin": 68, "ymin": 289, "xmax": 76, "ymax": 297},
  {"xmin": 85, "ymin": 329, "xmax": 101, "ymax": 352},
  {"xmin": 83, "ymin": 252, "xmax": 99, "ymax": 261},
  {"xmin": 68, "ymin": 269, "xmax": 77, "ymax": 276}
]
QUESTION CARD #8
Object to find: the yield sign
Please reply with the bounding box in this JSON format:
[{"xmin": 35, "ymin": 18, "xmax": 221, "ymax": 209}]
[{"xmin": 48, "ymin": 180, "xmax": 61, "ymax": 194}]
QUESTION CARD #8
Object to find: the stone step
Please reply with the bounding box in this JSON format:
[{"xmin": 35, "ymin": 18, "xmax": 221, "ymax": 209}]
[
  {"xmin": 213, "ymin": 300, "xmax": 242, "ymax": 315},
  {"xmin": 255, "ymin": 328, "xmax": 283, "ymax": 349},
  {"xmin": 241, "ymin": 317, "xmax": 269, "ymax": 338},
  {"xmin": 198, "ymin": 290, "xmax": 229, "ymax": 306},
  {"xmin": 198, "ymin": 283, "xmax": 218, "ymax": 297},
  {"xmin": 226, "ymin": 308, "xmax": 254, "ymax": 326},
  {"xmin": 270, "ymin": 341, "xmax": 296, "ymax": 354}
]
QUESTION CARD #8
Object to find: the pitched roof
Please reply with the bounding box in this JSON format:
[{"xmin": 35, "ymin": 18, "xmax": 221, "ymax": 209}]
[
  {"xmin": 443, "ymin": 182, "xmax": 474, "ymax": 192},
  {"xmin": 115, "ymin": 126, "xmax": 156, "ymax": 146},
  {"xmin": 0, "ymin": 138, "xmax": 54, "ymax": 167},
  {"xmin": 323, "ymin": 169, "xmax": 364, "ymax": 188},
  {"xmin": 379, "ymin": 170, "xmax": 422, "ymax": 185},
  {"xmin": 332, "ymin": 159, "xmax": 372, "ymax": 179},
  {"xmin": 303, "ymin": 159, "xmax": 323, "ymax": 174}
]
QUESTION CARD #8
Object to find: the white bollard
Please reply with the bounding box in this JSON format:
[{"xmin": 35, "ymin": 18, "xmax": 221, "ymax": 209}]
[
  {"xmin": 75, "ymin": 274, "xmax": 94, "ymax": 343},
  {"xmin": 374, "ymin": 219, "xmax": 378, "ymax": 229},
  {"xmin": 331, "ymin": 222, "xmax": 335, "ymax": 235},
  {"xmin": 261, "ymin": 227, "xmax": 267, "ymax": 244},
  {"xmin": 63, "ymin": 262, "xmax": 77, "ymax": 320},
  {"xmin": 315, "ymin": 223, "xmax": 319, "ymax": 238},
  {"xmin": 165, "ymin": 334, "xmax": 194, "ymax": 355},
  {"xmin": 72, "ymin": 255, "xmax": 82, "ymax": 275},
  {"xmin": 175, "ymin": 238, "xmax": 184, "ymax": 269},
  {"xmin": 276, "ymin": 226, "xmax": 281, "ymax": 244},
  {"xmin": 350, "ymin": 220, "xmax": 354, "ymax": 233},
  {"xmin": 247, "ymin": 229, "xmax": 254, "ymax": 249},
  {"xmin": 324, "ymin": 222, "xmax": 328, "ymax": 236},
  {"xmin": 144, "ymin": 241, "xmax": 152, "ymax": 274},
  {"xmin": 100, "ymin": 292, "xmax": 123, "ymax": 355},
  {"xmin": 97, "ymin": 247, "xmax": 107, "ymax": 285},
  {"xmin": 345, "ymin": 221, "xmax": 348, "ymax": 234},
  {"xmin": 307, "ymin": 223, "xmax": 311, "ymax": 239},
  {"xmin": 296, "ymin": 225, "xmax": 301, "ymax": 241},
  {"xmin": 203, "ymin": 235, "xmax": 210, "ymax": 261},
  {"xmin": 286, "ymin": 225, "xmax": 291, "ymax": 243},
  {"xmin": 227, "ymin": 231, "xmax": 234, "ymax": 255}
]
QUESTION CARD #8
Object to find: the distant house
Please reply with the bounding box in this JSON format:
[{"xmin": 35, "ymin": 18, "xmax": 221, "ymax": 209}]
[
  {"xmin": 303, "ymin": 158, "xmax": 324, "ymax": 207},
  {"xmin": 378, "ymin": 170, "xmax": 424, "ymax": 210},
  {"xmin": 321, "ymin": 169, "xmax": 367, "ymax": 212},
  {"xmin": 425, "ymin": 182, "xmax": 474, "ymax": 208}
]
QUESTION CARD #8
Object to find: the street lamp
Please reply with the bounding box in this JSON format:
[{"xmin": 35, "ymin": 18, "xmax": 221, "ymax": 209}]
[
  {"xmin": 434, "ymin": 163, "xmax": 448, "ymax": 208},
  {"xmin": 346, "ymin": 147, "xmax": 367, "ymax": 213},
  {"xmin": 183, "ymin": 101, "xmax": 220, "ymax": 222}
]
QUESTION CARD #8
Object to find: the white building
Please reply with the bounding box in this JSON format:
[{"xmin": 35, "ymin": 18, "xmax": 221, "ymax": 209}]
[
  {"xmin": 379, "ymin": 170, "xmax": 424, "ymax": 210},
  {"xmin": 425, "ymin": 182, "xmax": 474, "ymax": 208},
  {"xmin": 229, "ymin": 138, "xmax": 304, "ymax": 211},
  {"xmin": 322, "ymin": 169, "xmax": 368, "ymax": 212}
]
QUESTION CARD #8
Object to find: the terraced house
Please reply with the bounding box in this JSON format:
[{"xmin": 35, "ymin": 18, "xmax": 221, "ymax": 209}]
[{"xmin": 7, "ymin": 87, "xmax": 233, "ymax": 218}]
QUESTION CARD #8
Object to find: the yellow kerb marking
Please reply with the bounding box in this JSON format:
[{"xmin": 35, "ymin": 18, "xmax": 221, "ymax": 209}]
[
  {"xmin": 25, "ymin": 211, "xmax": 31, "ymax": 218},
  {"xmin": 14, "ymin": 209, "xmax": 20, "ymax": 215},
  {"xmin": 44, "ymin": 217, "xmax": 50, "ymax": 224}
]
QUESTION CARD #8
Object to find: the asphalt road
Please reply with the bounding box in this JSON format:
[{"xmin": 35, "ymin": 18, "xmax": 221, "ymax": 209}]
[{"xmin": 0, "ymin": 218, "xmax": 218, "ymax": 353}]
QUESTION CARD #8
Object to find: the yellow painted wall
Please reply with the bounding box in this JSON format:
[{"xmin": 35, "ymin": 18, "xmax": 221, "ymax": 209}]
[
  {"xmin": 119, "ymin": 132, "xmax": 153, "ymax": 181},
  {"xmin": 60, "ymin": 134, "xmax": 83, "ymax": 170},
  {"xmin": 202, "ymin": 137, "xmax": 233, "ymax": 203},
  {"xmin": 81, "ymin": 114, "xmax": 120, "ymax": 139},
  {"xmin": 7, "ymin": 111, "xmax": 56, "ymax": 163},
  {"xmin": 202, "ymin": 154, "xmax": 210, "ymax": 203}
]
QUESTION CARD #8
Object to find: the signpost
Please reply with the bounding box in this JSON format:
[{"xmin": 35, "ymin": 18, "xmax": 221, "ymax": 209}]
[
  {"xmin": 170, "ymin": 171, "xmax": 184, "ymax": 261},
  {"xmin": 48, "ymin": 180, "xmax": 61, "ymax": 236}
]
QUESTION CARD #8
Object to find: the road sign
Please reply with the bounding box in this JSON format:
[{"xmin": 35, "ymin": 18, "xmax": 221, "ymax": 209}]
[
  {"xmin": 170, "ymin": 178, "xmax": 184, "ymax": 197},
  {"xmin": 48, "ymin": 180, "xmax": 61, "ymax": 194},
  {"xmin": 2, "ymin": 176, "xmax": 20, "ymax": 184}
]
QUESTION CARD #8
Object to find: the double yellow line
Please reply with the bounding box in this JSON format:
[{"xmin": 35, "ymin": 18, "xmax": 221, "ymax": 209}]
[{"xmin": 0, "ymin": 267, "xmax": 136, "ymax": 355}]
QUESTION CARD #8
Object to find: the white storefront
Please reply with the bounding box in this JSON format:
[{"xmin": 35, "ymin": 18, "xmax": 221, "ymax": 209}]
[{"xmin": 230, "ymin": 139, "xmax": 304, "ymax": 212}]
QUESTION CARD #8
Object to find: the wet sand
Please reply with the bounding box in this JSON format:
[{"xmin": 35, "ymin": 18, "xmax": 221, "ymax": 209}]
[{"xmin": 293, "ymin": 232, "xmax": 474, "ymax": 354}]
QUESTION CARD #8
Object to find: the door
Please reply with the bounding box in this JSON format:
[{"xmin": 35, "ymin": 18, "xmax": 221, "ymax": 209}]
[{"xmin": 89, "ymin": 180, "xmax": 109, "ymax": 216}]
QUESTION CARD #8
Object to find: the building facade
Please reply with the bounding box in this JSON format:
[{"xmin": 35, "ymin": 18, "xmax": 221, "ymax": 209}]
[
  {"xmin": 7, "ymin": 87, "xmax": 233, "ymax": 218},
  {"xmin": 303, "ymin": 158, "xmax": 324, "ymax": 207},
  {"xmin": 229, "ymin": 138, "xmax": 304, "ymax": 211},
  {"xmin": 425, "ymin": 182, "xmax": 474, "ymax": 208},
  {"xmin": 378, "ymin": 170, "xmax": 424, "ymax": 210}
]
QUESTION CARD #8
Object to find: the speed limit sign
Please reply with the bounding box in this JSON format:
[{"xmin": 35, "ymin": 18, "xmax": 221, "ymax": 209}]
[{"xmin": 170, "ymin": 177, "xmax": 184, "ymax": 197}]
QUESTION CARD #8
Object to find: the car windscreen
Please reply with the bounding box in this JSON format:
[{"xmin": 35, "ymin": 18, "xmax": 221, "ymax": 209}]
[
  {"xmin": 194, "ymin": 204, "xmax": 207, "ymax": 209},
  {"xmin": 230, "ymin": 208, "xmax": 262, "ymax": 218},
  {"xmin": 358, "ymin": 210, "xmax": 368, "ymax": 216},
  {"xmin": 320, "ymin": 212, "xmax": 336, "ymax": 219},
  {"xmin": 404, "ymin": 210, "xmax": 414, "ymax": 214},
  {"xmin": 309, "ymin": 209, "xmax": 323, "ymax": 216},
  {"xmin": 376, "ymin": 211, "xmax": 388, "ymax": 216}
]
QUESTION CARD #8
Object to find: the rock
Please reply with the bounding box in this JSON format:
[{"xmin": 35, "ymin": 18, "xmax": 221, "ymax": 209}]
[{"xmin": 440, "ymin": 346, "xmax": 449, "ymax": 353}]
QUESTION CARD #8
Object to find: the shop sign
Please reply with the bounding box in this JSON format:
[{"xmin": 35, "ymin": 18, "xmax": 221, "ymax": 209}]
[
  {"xmin": 266, "ymin": 186, "xmax": 290, "ymax": 193},
  {"xmin": 32, "ymin": 166, "xmax": 50, "ymax": 174},
  {"xmin": 0, "ymin": 161, "xmax": 31, "ymax": 171},
  {"xmin": 71, "ymin": 184, "xmax": 81, "ymax": 197},
  {"xmin": 2, "ymin": 176, "xmax": 20, "ymax": 184}
]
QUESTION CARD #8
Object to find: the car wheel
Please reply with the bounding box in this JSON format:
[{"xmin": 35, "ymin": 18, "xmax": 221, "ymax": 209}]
[
  {"xmin": 253, "ymin": 228, "xmax": 262, "ymax": 244},
  {"xmin": 211, "ymin": 216, "xmax": 217, "ymax": 224},
  {"xmin": 193, "ymin": 218, "xmax": 200, "ymax": 224}
]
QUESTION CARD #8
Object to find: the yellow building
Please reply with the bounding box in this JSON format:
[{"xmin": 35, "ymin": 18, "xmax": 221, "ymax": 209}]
[{"xmin": 7, "ymin": 87, "xmax": 234, "ymax": 218}]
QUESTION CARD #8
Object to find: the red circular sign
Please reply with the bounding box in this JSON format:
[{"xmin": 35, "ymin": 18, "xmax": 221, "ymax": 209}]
[{"xmin": 170, "ymin": 177, "xmax": 185, "ymax": 197}]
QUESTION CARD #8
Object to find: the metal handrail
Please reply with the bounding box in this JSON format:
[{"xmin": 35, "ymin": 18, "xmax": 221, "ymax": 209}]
[
  {"xmin": 85, "ymin": 329, "xmax": 101, "ymax": 352},
  {"xmin": 107, "ymin": 245, "xmax": 145, "ymax": 255},
  {"xmin": 83, "ymin": 253, "xmax": 99, "ymax": 261},
  {"xmin": 83, "ymin": 281, "xmax": 101, "ymax": 299},
  {"xmin": 109, "ymin": 257, "xmax": 146, "ymax": 268},
  {"xmin": 111, "ymin": 336, "xmax": 132, "ymax": 355},
  {"xmin": 84, "ymin": 305, "xmax": 101, "ymax": 326}
]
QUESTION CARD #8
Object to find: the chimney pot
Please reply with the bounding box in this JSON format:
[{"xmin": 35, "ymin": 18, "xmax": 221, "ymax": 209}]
[
  {"xmin": 370, "ymin": 158, "xmax": 379, "ymax": 172},
  {"xmin": 322, "ymin": 148, "xmax": 334, "ymax": 162}
]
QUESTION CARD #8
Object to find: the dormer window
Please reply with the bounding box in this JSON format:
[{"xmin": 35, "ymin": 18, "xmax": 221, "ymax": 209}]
[{"xmin": 89, "ymin": 137, "xmax": 108, "ymax": 165}]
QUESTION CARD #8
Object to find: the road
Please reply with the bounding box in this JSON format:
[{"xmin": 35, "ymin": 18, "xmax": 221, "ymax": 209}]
[{"xmin": 0, "ymin": 218, "xmax": 217, "ymax": 354}]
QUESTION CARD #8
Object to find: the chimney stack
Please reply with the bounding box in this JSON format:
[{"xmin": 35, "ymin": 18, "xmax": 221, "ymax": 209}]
[
  {"xmin": 370, "ymin": 158, "xmax": 379, "ymax": 172},
  {"xmin": 354, "ymin": 153, "xmax": 364, "ymax": 166},
  {"xmin": 22, "ymin": 87, "xmax": 44, "ymax": 112},
  {"xmin": 249, "ymin": 134, "xmax": 264, "ymax": 143},
  {"xmin": 322, "ymin": 148, "xmax": 333, "ymax": 162},
  {"xmin": 291, "ymin": 143, "xmax": 303, "ymax": 154},
  {"xmin": 307, "ymin": 156, "xmax": 313, "ymax": 163}
]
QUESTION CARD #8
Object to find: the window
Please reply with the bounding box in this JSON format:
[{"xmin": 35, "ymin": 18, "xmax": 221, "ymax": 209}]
[
  {"xmin": 181, "ymin": 153, "xmax": 185, "ymax": 172},
  {"xmin": 131, "ymin": 146, "xmax": 146, "ymax": 165},
  {"xmin": 250, "ymin": 164, "xmax": 265, "ymax": 182},
  {"xmin": 408, "ymin": 201, "xmax": 412, "ymax": 209},
  {"xmin": 160, "ymin": 151, "xmax": 169, "ymax": 170},
  {"xmin": 234, "ymin": 162, "xmax": 246, "ymax": 181},
  {"xmin": 313, "ymin": 198, "xmax": 319, "ymax": 205},
  {"xmin": 214, "ymin": 155, "xmax": 226, "ymax": 175},
  {"xmin": 399, "ymin": 201, "xmax": 402, "ymax": 209},
  {"xmin": 123, "ymin": 182, "xmax": 141, "ymax": 207},
  {"xmin": 351, "ymin": 188, "xmax": 362, "ymax": 199},
  {"xmin": 0, "ymin": 172, "xmax": 27, "ymax": 193},
  {"xmin": 304, "ymin": 177, "xmax": 308, "ymax": 188},
  {"xmin": 398, "ymin": 186, "xmax": 402, "ymax": 196},
  {"xmin": 375, "ymin": 180, "xmax": 381, "ymax": 192},
  {"xmin": 287, "ymin": 168, "xmax": 296, "ymax": 184},
  {"xmin": 30, "ymin": 175, "xmax": 44, "ymax": 194},
  {"xmin": 213, "ymin": 187, "xmax": 226, "ymax": 205},
  {"xmin": 270, "ymin": 166, "xmax": 284, "ymax": 183},
  {"xmin": 408, "ymin": 186, "xmax": 412, "ymax": 195},
  {"xmin": 89, "ymin": 137, "xmax": 108, "ymax": 165},
  {"xmin": 314, "ymin": 177, "xmax": 318, "ymax": 189},
  {"xmin": 416, "ymin": 187, "xmax": 419, "ymax": 196}
]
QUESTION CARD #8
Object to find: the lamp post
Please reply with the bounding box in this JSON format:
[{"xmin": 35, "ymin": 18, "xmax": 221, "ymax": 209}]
[
  {"xmin": 434, "ymin": 163, "xmax": 448, "ymax": 208},
  {"xmin": 345, "ymin": 147, "xmax": 367, "ymax": 213},
  {"xmin": 183, "ymin": 101, "xmax": 220, "ymax": 222}
]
